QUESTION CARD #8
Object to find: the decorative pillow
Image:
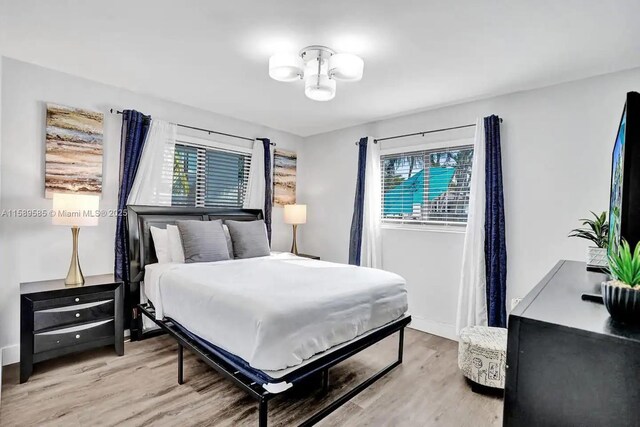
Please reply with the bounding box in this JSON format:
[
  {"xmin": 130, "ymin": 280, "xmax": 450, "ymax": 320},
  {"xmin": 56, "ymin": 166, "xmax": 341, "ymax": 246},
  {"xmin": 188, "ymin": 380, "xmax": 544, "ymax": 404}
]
[
  {"xmin": 166, "ymin": 224, "xmax": 185, "ymax": 263},
  {"xmin": 176, "ymin": 220, "xmax": 230, "ymax": 263},
  {"xmin": 222, "ymin": 224, "xmax": 234, "ymax": 259},
  {"xmin": 225, "ymin": 220, "xmax": 270, "ymax": 259},
  {"xmin": 149, "ymin": 226, "xmax": 171, "ymax": 263}
]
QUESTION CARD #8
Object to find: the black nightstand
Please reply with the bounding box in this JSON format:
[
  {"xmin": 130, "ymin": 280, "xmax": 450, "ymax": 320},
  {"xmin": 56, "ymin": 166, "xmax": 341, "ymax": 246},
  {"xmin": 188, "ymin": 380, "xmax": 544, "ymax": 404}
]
[
  {"xmin": 297, "ymin": 254, "xmax": 320, "ymax": 260},
  {"xmin": 20, "ymin": 274, "xmax": 124, "ymax": 383}
]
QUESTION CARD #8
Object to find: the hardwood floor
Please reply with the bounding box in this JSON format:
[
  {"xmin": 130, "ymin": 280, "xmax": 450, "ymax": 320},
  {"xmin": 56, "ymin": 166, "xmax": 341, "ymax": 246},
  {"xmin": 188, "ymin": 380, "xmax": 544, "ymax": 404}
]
[{"xmin": 0, "ymin": 329, "xmax": 502, "ymax": 426}]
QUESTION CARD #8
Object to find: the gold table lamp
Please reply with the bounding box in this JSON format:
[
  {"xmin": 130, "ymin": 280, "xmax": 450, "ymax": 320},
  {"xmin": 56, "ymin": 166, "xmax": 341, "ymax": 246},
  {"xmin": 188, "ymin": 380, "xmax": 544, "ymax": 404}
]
[
  {"xmin": 52, "ymin": 193, "xmax": 99, "ymax": 286},
  {"xmin": 284, "ymin": 204, "xmax": 307, "ymax": 255}
]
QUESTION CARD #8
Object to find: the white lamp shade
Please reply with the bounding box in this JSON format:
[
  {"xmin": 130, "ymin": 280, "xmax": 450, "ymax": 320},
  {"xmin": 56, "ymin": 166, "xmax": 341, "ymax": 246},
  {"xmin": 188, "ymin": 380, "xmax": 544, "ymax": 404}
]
[
  {"xmin": 284, "ymin": 204, "xmax": 307, "ymax": 225},
  {"xmin": 329, "ymin": 53, "xmax": 364, "ymax": 81},
  {"xmin": 269, "ymin": 53, "xmax": 304, "ymax": 82},
  {"xmin": 304, "ymin": 73, "xmax": 336, "ymax": 101},
  {"xmin": 52, "ymin": 193, "xmax": 99, "ymax": 226}
]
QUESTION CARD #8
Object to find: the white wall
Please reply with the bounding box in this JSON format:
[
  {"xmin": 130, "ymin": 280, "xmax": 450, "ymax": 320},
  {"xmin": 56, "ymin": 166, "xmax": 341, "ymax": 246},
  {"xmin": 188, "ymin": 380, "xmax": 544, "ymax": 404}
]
[
  {"xmin": 298, "ymin": 67, "xmax": 640, "ymax": 339},
  {"xmin": 0, "ymin": 57, "xmax": 303, "ymax": 364},
  {"xmin": 0, "ymin": 55, "xmax": 4, "ymax": 397}
]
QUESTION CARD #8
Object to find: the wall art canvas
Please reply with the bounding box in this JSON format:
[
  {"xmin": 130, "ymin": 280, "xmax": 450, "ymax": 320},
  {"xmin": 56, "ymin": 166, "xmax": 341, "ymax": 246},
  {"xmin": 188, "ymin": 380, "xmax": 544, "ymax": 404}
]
[
  {"xmin": 273, "ymin": 149, "xmax": 297, "ymax": 206},
  {"xmin": 45, "ymin": 103, "xmax": 104, "ymax": 198}
]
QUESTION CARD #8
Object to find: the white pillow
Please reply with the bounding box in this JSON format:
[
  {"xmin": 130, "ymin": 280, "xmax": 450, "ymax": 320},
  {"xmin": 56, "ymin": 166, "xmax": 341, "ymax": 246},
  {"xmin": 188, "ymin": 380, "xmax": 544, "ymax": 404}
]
[
  {"xmin": 149, "ymin": 226, "xmax": 171, "ymax": 263},
  {"xmin": 167, "ymin": 224, "xmax": 185, "ymax": 263}
]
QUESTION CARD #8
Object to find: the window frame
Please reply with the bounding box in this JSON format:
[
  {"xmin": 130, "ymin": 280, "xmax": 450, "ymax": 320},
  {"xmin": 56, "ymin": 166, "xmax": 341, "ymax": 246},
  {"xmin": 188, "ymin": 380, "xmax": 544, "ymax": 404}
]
[
  {"xmin": 172, "ymin": 134, "xmax": 253, "ymax": 208},
  {"xmin": 380, "ymin": 137, "xmax": 474, "ymax": 233},
  {"xmin": 176, "ymin": 134, "xmax": 253, "ymax": 156}
]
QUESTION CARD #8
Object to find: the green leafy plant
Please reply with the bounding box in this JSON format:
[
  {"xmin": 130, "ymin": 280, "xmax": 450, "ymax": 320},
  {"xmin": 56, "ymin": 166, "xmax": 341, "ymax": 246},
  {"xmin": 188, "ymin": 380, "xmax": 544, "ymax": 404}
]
[
  {"xmin": 608, "ymin": 240, "xmax": 640, "ymax": 288},
  {"xmin": 568, "ymin": 211, "xmax": 609, "ymax": 248}
]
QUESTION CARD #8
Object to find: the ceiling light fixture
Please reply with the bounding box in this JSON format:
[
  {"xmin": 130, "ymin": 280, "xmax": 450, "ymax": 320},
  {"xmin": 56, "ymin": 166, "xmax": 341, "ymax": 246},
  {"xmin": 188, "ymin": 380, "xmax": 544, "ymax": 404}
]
[{"xmin": 269, "ymin": 45, "xmax": 364, "ymax": 101}]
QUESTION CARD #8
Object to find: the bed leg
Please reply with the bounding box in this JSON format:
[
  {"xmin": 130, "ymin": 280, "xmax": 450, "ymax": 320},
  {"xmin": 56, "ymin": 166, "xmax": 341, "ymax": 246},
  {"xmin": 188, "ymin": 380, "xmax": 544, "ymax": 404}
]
[
  {"xmin": 321, "ymin": 368, "xmax": 330, "ymax": 392},
  {"xmin": 258, "ymin": 398, "xmax": 268, "ymax": 427},
  {"xmin": 398, "ymin": 328, "xmax": 405, "ymax": 364},
  {"xmin": 133, "ymin": 309, "xmax": 144, "ymax": 341},
  {"xmin": 178, "ymin": 343, "xmax": 184, "ymax": 385}
]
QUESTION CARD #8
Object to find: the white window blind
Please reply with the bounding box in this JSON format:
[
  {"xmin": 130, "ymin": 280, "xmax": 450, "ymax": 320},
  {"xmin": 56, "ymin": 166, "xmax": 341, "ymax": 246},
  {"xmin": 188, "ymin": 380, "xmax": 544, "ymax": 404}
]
[
  {"xmin": 172, "ymin": 143, "xmax": 252, "ymax": 208},
  {"xmin": 381, "ymin": 145, "xmax": 474, "ymax": 226}
]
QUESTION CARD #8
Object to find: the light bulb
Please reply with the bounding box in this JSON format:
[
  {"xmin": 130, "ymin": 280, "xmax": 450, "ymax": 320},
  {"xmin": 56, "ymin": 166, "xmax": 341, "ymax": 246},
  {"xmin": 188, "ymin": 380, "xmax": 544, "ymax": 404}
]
[
  {"xmin": 328, "ymin": 53, "xmax": 364, "ymax": 81},
  {"xmin": 304, "ymin": 73, "xmax": 336, "ymax": 101},
  {"xmin": 269, "ymin": 53, "xmax": 303, "ymax": 82}
]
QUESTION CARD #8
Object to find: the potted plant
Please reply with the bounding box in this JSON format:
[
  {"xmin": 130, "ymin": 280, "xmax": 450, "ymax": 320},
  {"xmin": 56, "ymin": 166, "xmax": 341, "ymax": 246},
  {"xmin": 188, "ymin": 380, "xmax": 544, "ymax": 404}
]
[
  {"xmin": 602, "ymin": 240, "xmax": 640, "ymax": 324},
  {"xmin": 568, "ymin": 211, "xmax": 609, "ymax": 269}
]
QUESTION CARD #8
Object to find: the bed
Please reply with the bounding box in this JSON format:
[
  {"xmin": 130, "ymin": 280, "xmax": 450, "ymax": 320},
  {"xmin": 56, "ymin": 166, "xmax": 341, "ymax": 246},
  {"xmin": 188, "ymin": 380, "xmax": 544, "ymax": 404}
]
[{"xmin": 127, "ymin": 205, "xmax": 411, "ymax": 426}]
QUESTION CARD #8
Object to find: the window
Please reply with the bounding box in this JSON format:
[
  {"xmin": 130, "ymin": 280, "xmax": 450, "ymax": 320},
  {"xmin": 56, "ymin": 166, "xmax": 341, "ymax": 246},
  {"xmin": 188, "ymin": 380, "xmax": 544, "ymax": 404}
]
[
  {"xmin": 381, "ymin": 144, "xmax": 474, "ymax": 227},
  {"xmin": 172, "ymin": 142, "xmax": 251, "ymax": 207}
]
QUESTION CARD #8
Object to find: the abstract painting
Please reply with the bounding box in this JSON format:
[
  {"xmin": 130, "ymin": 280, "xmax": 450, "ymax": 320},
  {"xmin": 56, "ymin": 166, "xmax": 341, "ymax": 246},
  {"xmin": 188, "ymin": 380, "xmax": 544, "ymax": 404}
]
[
  {"xmin": 273, "ymin": 149, "xmax": 296, "ymax": 206},
  {"xmin": 45, "ymin": 103, "xmax": 104, "ymax": 198}
]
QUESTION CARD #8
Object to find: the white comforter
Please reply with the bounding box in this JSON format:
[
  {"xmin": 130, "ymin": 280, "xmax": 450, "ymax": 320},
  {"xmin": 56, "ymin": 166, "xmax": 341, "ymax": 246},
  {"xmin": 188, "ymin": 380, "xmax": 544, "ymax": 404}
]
[{"xmin": 144, "ymin": 253, "xmax": 408, "ymax": 371}]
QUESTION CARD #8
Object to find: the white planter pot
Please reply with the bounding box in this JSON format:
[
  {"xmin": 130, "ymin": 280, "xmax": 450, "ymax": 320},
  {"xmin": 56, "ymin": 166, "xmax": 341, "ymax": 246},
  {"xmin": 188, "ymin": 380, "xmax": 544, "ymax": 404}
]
[{"xmin": 587, "ymin": 246, "xmax": 608, "ymax": 268}]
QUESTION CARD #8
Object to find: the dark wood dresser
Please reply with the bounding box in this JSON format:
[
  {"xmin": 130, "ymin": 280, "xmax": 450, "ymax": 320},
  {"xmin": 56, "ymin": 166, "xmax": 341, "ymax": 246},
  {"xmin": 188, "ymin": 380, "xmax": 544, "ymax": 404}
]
[
  {"xmin": 20, "ymin": 274, "xmax": 124, "ymax": 383},
  {"xmin": 504, "ymin": 260, "xmax": 640, "ymax": 426}
]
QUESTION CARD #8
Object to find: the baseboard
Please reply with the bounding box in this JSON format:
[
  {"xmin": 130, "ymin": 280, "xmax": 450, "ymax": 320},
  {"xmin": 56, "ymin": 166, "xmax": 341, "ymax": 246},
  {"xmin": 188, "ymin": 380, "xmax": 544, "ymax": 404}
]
[
  {"xmin": 408, "ymin": 315, "xmax": 458, "ymax": 341},
  {"xmin": 1, "ymin": 344, "xmax": 19, "ymax": 366},
  {"xmin": 1, "ymin": 344, "xmax": 19, "ymax": 406}
]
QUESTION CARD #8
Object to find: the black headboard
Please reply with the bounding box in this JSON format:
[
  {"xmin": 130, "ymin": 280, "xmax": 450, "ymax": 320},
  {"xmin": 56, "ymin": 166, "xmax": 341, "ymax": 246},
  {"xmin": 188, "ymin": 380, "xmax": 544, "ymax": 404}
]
[
  {"xmin": 127, "ymin": 205, "xmax": 263, "ymax": 283},
  {"xmin": 126, "ymin": 205, "xmax": 263, "ymax": 337}
]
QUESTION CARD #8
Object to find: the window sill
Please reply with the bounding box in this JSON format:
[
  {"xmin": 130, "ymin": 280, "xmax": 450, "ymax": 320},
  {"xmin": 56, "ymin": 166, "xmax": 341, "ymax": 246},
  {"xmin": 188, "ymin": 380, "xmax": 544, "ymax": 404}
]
[{"xmin": 381, "ymin": 223, "xmax": 467, "ymax": 234}]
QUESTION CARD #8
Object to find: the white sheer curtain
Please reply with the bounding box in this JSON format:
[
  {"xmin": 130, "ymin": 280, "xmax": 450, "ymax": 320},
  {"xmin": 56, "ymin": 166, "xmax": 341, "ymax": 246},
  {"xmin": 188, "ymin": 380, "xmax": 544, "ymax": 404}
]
[
  {"xmin": 127, "ymin": 118, "xmax": 177, "ymax": 333},
  {"xmin": 243, "ymin": 139, "xmax": 265, "ymax": 209},
  {"xmin": 456, "ymin": 118, "xmax": 488, "ymax": 334},
  {"xmin": 127, "ymin": 119, "xmax": 177, "ymax": 205},
  {"xmin": 361, "ymin": 137, "xmax": 382, "ymax": 268}
]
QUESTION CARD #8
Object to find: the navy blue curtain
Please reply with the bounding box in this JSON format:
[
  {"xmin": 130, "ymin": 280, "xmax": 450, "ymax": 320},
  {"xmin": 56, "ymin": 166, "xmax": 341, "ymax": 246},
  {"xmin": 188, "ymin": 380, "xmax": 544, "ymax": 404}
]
[
  {"xmin": 257, "ymin": 138, "xmax": 273, "ymax": 244},
  {"xmin": 484, "ymin": 115, "xmax": 507, "ymax": 328},
  {"xmin": 115, "ymin": 110, "xmax": 150, "ymax": 282},
  {"xmin": 348, "ymin": 137, "xmax": 368, "ymax": 265}
]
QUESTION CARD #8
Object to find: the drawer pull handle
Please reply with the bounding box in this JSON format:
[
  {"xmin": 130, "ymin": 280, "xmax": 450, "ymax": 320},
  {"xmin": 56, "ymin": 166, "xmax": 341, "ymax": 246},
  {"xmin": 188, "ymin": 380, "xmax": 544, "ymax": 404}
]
[
  {"xmin": 36, "ymin": 299, "xmax": 113, "ymax": 313},
  {"xmin": 75, "ymin": 313, "xmax": 80, "ymax": 318},
  {"xmin": 75, "ymin": 298, "xmax": 80, "ymax": 302},
  {"xmin": 75, "ymin": 334, "xmax": 80, "ymax": 339},
  {"xmin": 36, "ymin": 319, "xmax": 113, "ymax": 335}
]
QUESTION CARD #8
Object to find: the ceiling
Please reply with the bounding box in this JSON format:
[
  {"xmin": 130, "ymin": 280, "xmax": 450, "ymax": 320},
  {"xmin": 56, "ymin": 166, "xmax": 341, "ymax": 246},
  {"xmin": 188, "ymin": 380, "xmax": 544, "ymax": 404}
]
[{"xmin": 1, "ymin": 0, "xmax": 640, "ymax": 137}]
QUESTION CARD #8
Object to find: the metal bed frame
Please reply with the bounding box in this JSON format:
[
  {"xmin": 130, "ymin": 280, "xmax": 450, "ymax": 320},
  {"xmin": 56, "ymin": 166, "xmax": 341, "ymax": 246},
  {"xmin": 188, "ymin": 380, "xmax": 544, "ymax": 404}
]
[
  {"xmin": 127, "ymin": 206, "xmax": 411, "ymax": 426},
  {"xmin": 140, "ymin": 304, "xmax": 410, "ymax": 426}
]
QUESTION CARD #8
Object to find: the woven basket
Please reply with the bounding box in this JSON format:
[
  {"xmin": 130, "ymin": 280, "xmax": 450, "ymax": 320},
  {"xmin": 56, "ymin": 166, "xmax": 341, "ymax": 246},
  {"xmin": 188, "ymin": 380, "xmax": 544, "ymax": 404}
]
[{"xmin": 587, "ymin": 246, "xmax": 607, "ymax": 268}]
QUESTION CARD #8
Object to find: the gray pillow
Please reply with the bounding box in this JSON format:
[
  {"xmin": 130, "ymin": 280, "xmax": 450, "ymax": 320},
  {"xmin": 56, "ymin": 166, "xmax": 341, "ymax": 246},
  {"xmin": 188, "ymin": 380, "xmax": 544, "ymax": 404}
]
[
  {"xmin": 176, "ymin": 220, "xmax": 230, "ymax": 263},
  {"xmin": 225, "ymin": 220, "xmax": 270, "ymax": 259},
  {"xmin": 222, "ymin": 224, "xmax": 234, "ymax": 259}
]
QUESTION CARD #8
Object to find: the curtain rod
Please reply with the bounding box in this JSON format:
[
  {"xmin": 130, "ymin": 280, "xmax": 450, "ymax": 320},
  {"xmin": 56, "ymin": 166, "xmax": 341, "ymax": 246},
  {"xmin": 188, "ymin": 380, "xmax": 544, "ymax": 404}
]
[
  {"xmin": 109, "ymin": 109, "xmax": 275, "ymax": 145},
  {"xmin": 355, "ymin": 118, "xmax": 503, "ymax": 145}
]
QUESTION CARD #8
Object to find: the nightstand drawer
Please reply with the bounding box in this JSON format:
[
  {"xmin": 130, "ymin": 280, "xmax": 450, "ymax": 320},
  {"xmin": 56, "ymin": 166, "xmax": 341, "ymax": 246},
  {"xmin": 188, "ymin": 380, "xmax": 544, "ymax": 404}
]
[
  {"xmin": 33, "ymin": 291, "xmax": 114, "ymax": 311},
  {"xmin": 34, "ymin": 299, "xmax": 114, "ymax": 331},
  {"xmin": 34, "ymin": 319, "xmax": 114, "ymax": 354}
]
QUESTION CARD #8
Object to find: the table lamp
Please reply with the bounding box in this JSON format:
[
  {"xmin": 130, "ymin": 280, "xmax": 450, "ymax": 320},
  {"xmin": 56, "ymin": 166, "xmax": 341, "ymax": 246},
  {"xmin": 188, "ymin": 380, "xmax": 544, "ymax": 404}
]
[
  {"xmin": 284, "ymin": 204, "xmax": 306, "ymax": 255},
  {"xmin": 52, "ymin": 193, "xmax": 99, "ymax": 286}
]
